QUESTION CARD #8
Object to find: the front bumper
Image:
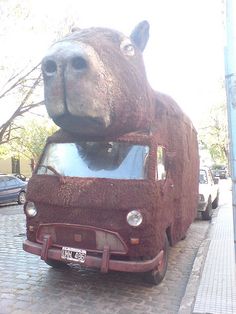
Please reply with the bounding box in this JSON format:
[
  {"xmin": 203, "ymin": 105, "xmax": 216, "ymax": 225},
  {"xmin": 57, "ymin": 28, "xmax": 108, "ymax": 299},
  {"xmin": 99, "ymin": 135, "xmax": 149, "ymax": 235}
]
[{"xmin": 23, "ymin": 237, "xmax": 163, "ymax": 273}]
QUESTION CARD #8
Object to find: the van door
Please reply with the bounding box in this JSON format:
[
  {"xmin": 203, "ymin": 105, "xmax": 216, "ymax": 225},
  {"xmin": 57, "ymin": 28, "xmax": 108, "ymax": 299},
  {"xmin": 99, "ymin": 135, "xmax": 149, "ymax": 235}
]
[{"xmin": 156, "ymin": 146, "xmax": 175, "ymax": 239}]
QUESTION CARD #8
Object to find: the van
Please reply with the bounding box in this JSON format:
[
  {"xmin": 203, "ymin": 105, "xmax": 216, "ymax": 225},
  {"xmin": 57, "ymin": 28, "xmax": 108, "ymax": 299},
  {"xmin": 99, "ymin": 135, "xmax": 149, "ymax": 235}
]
[{"xmin": 23, "ymin": 116, "xmax": 199, "ymax": 285}]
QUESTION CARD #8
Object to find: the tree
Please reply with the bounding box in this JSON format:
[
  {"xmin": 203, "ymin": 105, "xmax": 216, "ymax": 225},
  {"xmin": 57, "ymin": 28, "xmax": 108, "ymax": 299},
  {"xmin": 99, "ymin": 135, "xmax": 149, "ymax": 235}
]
[
  {"xmin": 198, "ymin": 101, "xmax": 229, "ymax": 165},
  {"xmin": 0, "ymin": 0, "xmax": 77, "ymax": 145},
  {"xmin": 0, "ymin": 63, "xmax": 43, "ymax": 145},
  {"xmin": 0, "ymin": 1, "xmax": 44, "ymax": 145},
  {"xmin": 7, "ymin": 118, "xmax": 58, "ymax": 170}
]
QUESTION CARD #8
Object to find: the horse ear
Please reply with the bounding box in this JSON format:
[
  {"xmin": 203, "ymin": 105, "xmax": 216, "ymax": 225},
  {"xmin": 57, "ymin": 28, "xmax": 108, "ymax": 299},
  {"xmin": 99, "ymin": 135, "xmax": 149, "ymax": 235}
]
[{"xmin": 130, "ymin": 20, "xmax": 150, "ymax": 52}]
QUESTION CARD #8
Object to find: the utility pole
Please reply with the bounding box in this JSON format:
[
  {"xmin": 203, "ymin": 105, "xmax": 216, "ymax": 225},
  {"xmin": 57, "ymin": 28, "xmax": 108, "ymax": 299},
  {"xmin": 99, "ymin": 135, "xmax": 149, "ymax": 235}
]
[{"xmin": 225, "ymin": 0, "xmax": 236, "ymax": 253}]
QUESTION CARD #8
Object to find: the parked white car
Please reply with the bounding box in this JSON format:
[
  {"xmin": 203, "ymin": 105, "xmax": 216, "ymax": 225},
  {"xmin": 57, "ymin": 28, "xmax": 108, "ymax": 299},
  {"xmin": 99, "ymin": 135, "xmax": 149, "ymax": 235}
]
[{"xmin": 198, "ymin": 166, "xmax": 219, "ymax": 220}]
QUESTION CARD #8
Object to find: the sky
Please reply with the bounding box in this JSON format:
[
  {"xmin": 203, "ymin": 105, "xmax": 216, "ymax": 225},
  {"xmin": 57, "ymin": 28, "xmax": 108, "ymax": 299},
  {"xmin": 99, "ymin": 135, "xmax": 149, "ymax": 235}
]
[{"xmin": 0, "ymin": 0, "xmax": 226, "ymax": 127}]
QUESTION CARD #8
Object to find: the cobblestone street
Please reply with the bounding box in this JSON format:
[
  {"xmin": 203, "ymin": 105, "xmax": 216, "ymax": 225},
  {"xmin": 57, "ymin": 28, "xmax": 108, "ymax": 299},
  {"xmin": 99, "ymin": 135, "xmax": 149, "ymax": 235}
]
[{"xmin": 0, "ymin": 204, "xmax": 209, "ymax": 314}]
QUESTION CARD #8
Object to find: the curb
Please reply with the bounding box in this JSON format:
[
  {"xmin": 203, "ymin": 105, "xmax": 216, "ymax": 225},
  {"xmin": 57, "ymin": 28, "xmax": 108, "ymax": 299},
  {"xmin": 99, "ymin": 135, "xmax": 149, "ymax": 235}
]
[
  {"xmin": 178, "ymin": 236, "xmax": 210, "ymax": 313},
  {"xmin": 177, "ymin": 209, "xmax": 219, "ymax": 314}
]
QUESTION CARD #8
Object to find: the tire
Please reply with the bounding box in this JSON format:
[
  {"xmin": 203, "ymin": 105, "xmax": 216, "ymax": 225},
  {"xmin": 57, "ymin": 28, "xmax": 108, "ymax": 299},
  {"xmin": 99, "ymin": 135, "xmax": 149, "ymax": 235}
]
[
  {"xmin": 212, "ymin": 192, "xmax": 219, "ymax": 209},
  {"xmin": 202, "ymin": 198, "xmax": 213, "ymax": 220},
  {"xmin": 144, "ymin": 234, "xmax": 169, "ymax": 285},
  {"xmin": 18, "ymin": 191, "xmax": 26, "ymax": 205},
  {"xmin": 45, "ymin": 259, "xmax": 69, "ymax": 269}
]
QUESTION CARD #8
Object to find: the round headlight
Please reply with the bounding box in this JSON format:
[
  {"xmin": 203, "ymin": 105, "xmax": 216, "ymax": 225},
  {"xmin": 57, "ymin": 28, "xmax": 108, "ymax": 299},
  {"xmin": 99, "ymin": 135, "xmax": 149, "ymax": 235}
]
[
  {"xmin": 127, "ymin": 210, "xmax": 143, "ymax": 227},
  {"xmin": 25, "ymin": 202, "xmax": 38, "ymax": 217}
]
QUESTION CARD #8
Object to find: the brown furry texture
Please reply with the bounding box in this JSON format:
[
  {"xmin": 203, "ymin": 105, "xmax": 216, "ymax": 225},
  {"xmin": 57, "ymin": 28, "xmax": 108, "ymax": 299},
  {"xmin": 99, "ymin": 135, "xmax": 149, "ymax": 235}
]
[
  {"xmin": 26, "ymin": 104, "xmax": 199, "ymax": 259},
  {"xmin": 42, "ymin": 25, "xmax": 154, "ymax": 136},
  {"xmin": 25, "ymin": 22, "xmax": 199, "ymax": 263}
]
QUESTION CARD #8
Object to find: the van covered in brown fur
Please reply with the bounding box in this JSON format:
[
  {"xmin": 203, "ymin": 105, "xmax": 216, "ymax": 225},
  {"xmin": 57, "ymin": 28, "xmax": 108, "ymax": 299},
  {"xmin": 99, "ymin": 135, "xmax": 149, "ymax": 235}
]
[
  {"xmin": 24, "ymin": 106, "xmax": 198, "ymax": 285},
  {"xmin": 23, "ymin": 21, "xmax": 199, "ymax": 284}
]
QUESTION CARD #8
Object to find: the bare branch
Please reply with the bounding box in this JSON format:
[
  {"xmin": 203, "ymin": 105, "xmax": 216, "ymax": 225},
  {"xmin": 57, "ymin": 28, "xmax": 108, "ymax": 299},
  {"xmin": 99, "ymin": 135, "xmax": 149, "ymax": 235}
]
[
  {"xmin": 0, "ymin": 67, "xmax": 43, "ymax": 145},
  {"xmin": 0, "ymin": 62, "xmax": 41, "ymax": 100},
  {"xmin": 2, "ymin": 67, "xmax": 26, "ymax": 88}
]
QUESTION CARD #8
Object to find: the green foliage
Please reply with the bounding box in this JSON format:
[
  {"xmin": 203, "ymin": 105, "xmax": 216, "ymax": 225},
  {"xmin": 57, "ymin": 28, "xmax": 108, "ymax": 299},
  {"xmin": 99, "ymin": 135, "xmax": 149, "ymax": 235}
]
[
  {"xmin": 0, "ymin": 143, "xmax": 11, "ymax": 159},
  {"xmin": 198, "ymin": 102, "xmax": 228, "ymax": 165},
  {"xmin": 8, "ymin": 118, "xmax": 58, "ymax": 162}
]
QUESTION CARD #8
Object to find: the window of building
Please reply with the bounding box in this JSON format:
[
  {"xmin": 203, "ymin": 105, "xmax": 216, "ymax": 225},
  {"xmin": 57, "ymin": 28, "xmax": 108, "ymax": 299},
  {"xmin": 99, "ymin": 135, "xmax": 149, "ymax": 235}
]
[{"xmin": 11, "ymin": 157, "xmax": 20, "ymax": 174}]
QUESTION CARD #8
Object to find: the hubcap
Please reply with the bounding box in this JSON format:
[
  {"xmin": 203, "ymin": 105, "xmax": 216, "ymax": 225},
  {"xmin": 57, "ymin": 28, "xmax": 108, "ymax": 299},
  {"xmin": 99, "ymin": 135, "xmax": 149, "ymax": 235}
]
[{"xmin": 19, "ymin": 193, "xmax": 26, "ymax": 204}]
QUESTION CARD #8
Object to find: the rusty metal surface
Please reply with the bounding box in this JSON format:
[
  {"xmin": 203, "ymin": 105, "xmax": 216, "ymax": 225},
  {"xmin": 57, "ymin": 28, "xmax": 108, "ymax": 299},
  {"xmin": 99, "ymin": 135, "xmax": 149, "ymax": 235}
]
[{"xmin": 23, "ymin": 239, "xmax": 163, "ymax": 273}]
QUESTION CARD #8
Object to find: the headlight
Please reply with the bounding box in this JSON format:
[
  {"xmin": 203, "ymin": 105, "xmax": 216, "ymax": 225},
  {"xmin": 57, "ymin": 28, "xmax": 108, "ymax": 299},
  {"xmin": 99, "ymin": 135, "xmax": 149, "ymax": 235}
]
[
  {"xmin": 25, "ymin": 202, "xmax": 38, "ymax": 217},
  {"xmin": 127, "ymin": 210, "xmax": 143, "ymax": 227},
  {"xmin": 199, "ymin": 194, "xmax": 205, "ymax": 202}
]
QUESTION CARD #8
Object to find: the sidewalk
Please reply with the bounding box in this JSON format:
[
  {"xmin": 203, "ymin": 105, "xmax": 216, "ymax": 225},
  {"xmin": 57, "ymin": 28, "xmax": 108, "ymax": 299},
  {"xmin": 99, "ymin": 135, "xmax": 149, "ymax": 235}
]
[{"xmin": 179, "ymin": 180, "xmax": 236, "ymax": 313}]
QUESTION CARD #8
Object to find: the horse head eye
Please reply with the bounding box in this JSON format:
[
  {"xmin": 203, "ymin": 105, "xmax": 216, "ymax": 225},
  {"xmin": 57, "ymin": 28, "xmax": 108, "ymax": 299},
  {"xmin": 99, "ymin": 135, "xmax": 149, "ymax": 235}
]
[{"xmin": 120, "ymin": 40, "xmax": 135, "ymax": 56}]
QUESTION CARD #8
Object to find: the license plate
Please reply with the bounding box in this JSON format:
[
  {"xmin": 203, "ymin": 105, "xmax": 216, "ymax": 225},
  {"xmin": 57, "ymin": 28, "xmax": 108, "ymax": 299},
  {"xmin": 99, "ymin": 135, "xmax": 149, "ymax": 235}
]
[{"xmin": 61, "ymin": 247, "xmax": 86, "ymax": 263}]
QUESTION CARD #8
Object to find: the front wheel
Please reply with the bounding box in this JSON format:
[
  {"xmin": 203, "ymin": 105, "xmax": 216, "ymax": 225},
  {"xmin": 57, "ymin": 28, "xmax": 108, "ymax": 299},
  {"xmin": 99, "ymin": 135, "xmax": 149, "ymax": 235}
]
[
  {"xmin": 202, "ymin": 198, "xmax": 213, "ymax": 220},
  {"xmin": 144, "ymin": 234, "xmax": 169, "ymax": 285},
  {"xmin": 212, "ymin": 192, "xmax": 219, "ymax": 209},
  {"xmin": 18, "ymin": 191, "xmax": 26, "ymax": 204}
]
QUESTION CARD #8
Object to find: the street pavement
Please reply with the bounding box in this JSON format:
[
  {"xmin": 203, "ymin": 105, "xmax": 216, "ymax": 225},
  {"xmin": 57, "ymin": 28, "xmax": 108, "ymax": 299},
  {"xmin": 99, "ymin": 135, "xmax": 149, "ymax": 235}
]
[
  {"xmin": 179, "ymin": 178, "xmax": 236, "ymax": 314},
  {"xmin": 193, "ymin": 179, "xmax": 236, "ymax": 314},
  {"xmin": 0, "ymin": 199, "xmax": 210, "ymax": 313}
]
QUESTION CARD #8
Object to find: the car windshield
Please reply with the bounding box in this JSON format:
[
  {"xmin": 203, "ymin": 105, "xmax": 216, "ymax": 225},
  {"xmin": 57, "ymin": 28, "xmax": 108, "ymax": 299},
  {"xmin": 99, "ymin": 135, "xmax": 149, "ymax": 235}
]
[
  {"xmin": 199, "ymin": 169, "xmax": 208, "ymax": 184},
  {"xmin": 37, "ymin": 142, "xmax": 149, "ymax": 180}
]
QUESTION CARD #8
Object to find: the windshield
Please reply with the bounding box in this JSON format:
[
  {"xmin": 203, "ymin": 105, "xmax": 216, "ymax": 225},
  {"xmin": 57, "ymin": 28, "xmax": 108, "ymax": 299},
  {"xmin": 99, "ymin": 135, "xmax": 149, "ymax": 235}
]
[{"xmin": 37, "ymin": 142, "xmax": 149, "ymax": 180}]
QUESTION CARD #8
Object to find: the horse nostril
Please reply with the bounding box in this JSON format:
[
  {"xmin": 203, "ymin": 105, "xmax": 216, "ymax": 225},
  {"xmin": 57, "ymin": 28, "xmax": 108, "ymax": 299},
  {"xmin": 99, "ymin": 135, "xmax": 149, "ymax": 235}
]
[
  {"xmin": 43, "ymin": 60, "xmax": 57, "ymax": 74},
  {"xmin": 71, "ymin": 56, "xmax": 87, "ymax": 71}
]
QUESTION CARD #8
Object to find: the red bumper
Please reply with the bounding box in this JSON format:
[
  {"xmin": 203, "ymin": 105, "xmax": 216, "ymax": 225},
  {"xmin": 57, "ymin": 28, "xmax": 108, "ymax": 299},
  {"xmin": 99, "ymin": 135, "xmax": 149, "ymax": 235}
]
[{"xmin": 23, "ymin": 237, "xmax": 163, "ymax": 273}]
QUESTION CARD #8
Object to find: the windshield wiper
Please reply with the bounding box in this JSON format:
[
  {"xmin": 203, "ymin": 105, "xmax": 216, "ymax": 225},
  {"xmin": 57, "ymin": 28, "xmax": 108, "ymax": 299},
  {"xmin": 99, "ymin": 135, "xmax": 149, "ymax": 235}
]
[{"xmin": 38, "ymin": 165, "xmax": 66, "ymax": 184}]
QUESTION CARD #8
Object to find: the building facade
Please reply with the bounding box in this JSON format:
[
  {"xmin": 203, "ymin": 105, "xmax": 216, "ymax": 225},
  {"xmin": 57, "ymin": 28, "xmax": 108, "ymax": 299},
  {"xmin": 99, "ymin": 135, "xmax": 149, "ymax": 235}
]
[{"xmin": 0, "ymin": 157, "xmax": 32, "ymax": 177}]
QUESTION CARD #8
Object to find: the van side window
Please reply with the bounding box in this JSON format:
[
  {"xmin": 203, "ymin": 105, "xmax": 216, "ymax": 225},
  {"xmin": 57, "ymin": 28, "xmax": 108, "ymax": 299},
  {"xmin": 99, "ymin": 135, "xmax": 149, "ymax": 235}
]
[{"xmin": 157, "ymin": 147, "xmax": 166, "ymax": 180}]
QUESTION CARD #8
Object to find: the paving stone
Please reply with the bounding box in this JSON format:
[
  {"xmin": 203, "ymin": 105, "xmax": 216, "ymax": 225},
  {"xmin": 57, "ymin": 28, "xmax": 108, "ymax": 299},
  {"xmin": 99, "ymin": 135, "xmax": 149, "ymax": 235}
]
[
  {"xmin": 0, "ymin": 203, "xmax": 209, "ymax": 314},
  {"xmin": 193, "ymin": 184, "xmax": 236, "ymax": 314}
]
